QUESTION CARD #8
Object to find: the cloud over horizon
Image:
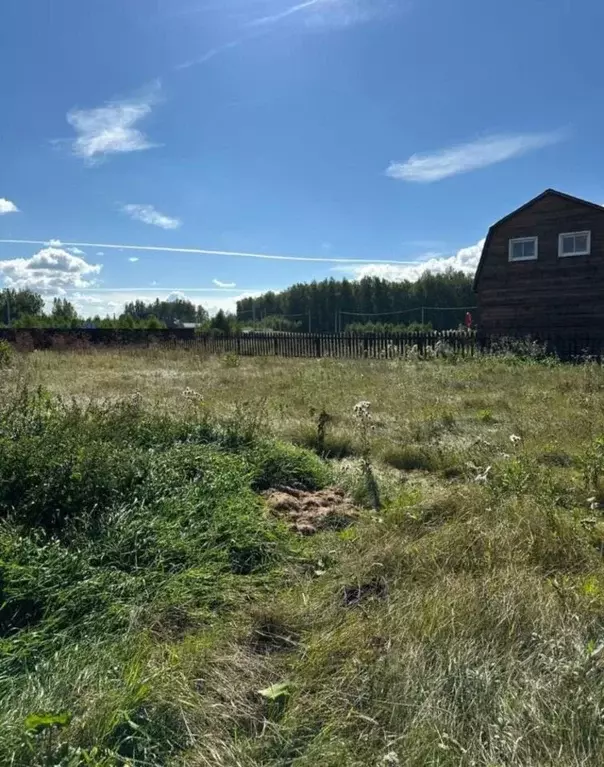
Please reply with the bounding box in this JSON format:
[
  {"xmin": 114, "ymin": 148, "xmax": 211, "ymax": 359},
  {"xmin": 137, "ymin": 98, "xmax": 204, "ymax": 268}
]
[
  {"xmin": 65, "ymin": 289, "xmax": 261, "ymax": 319},
  {"xmin": 386, "ymin": 131, "xmax": 565, "ymax": 182},
  {"xmin": 0, "ymin": 247, "xmax": 102, "ymax": 293},
  {"xmin": 337, "ymin": 239, "xmax": 486, "ymax": 282}
]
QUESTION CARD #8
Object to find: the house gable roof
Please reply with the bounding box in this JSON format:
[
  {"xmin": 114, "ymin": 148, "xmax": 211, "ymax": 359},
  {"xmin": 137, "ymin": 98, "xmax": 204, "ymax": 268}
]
[{"xmin": 472, "ymin": 189, "xmax": 604, "ymax": 290}]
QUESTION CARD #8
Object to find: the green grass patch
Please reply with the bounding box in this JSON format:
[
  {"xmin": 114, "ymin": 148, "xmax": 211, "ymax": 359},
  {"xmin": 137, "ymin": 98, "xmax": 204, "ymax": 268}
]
[{"xmin": 0, "ymin": 387, "xmax": 329, "ymax": 766}]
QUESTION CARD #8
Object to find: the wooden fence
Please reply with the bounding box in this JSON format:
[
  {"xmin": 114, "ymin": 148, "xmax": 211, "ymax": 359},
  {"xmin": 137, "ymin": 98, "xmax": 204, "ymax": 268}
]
[
  {"xmin": 0, "ymin": 328, "xmax": 601, "ymax": 360},
  {"xmin": 0, "ymin": 328, "xmax": 477, "ymax": 357}
]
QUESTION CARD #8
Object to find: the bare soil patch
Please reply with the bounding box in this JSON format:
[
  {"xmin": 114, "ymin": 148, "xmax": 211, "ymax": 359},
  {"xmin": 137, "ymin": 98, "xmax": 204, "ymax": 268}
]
[{"xmin": 264, "ymin": 486, "xmax": 358, "ymax": 535}]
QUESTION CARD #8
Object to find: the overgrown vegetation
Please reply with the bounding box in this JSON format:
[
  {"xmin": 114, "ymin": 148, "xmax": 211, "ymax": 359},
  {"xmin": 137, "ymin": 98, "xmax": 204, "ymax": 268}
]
[
  {"xmin": 4, "ymin": 350, "xmax": 604, "ymax": 765},
  {"xmin": 0, "ymin": 385, "xmax": 327, "ymax": 765}
]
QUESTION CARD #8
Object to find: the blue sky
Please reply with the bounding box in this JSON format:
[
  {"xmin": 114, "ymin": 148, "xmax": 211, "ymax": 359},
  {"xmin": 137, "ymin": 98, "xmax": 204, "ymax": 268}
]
[{"xmin": 1, "ymin": 0, "xmax": 603, "ymax": 316}]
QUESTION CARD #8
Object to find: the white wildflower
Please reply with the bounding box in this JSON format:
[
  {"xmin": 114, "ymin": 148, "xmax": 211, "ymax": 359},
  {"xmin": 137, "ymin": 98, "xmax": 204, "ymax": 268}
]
[
  {"xmin": 509, "ymin": 434, "xmax": 522, "ymax": 444},
  {"xmin": 474, "ymin": 466, "xmax": 491, "ymax": 483},
  {"xmin": 380, "ymin": 753, "xmax": 400, "ymax": 766},
  {"xmin": 588, "ymin": 497, "xmax": 600, "ymax": 511}
]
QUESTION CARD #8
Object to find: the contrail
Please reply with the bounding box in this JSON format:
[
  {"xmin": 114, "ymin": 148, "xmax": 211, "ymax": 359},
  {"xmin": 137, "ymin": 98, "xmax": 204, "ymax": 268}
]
[
  {"xmin": 175, "ymin": 39, "xmax": 243, "ymax": 71},
  {"xmin": 248, "ymin": 0, "xmax": 325, "ymax": 26},
  {"xmin": 0, "ymin": 239, "xmax": 417, "ymax": 265},
  {"xmin": 174, "ymin": 1, "xmax": 326, "ymax": 71}
]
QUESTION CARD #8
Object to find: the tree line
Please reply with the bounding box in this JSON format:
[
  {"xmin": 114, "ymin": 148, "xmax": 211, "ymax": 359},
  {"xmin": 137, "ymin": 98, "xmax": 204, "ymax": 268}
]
[
  {"xmin": 0, "ymin": 290, "xmax": 232, "ymax": 331},
  {"xmin": 0, "ymin": 270, "xmax": 476, "ymax": 334},
  {"xmin": 237, "ymin": 270, "xmax": 476, "ymax": 332}
]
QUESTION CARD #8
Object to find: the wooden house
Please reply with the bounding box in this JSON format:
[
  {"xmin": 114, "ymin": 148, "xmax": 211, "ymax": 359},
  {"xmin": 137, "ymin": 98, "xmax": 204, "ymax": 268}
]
[{"xmin": 474, "ymin": 189, "xmax": 604, "ymax": 336}]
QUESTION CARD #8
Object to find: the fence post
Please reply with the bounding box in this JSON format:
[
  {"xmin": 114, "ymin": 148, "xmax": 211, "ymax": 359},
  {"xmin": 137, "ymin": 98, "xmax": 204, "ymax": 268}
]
[{"xmin": 315, "ymin": 335, "xmax": 321, "ymax": 358}]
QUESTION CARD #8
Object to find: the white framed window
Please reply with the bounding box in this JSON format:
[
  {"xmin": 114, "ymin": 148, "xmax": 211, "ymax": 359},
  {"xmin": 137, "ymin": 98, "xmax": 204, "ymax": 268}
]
[
  {"xmin": 509, "ymin": 236, "xmax": 538, "ymax": 262},
  {"xmin": 558, "ymin": 231, "xmax": 591, "ymax": 258}
]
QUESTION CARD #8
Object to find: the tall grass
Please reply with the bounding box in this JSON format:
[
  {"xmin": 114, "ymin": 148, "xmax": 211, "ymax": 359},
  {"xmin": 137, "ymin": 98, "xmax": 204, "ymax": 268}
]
[
  {"xmin": 0, "ymin": 386, "xmax": 328, "ymax": 766},
  {"xmin": 4, "ymin": 351, "xmax": 604, "ymax": 765}
]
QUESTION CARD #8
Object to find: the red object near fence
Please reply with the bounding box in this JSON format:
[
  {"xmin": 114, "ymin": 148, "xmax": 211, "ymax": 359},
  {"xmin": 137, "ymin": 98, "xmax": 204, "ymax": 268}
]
[{"xmin": 465, "ymin": 312, "xmax": 473, "ymax": 329}]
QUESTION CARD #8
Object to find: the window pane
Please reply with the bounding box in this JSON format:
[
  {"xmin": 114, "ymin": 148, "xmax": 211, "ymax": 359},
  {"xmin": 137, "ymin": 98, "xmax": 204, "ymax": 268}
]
[
  {"xmin": 523, "ymin": 240, "xmax": 535, "ymax": 258},
  {"xmin": 575, "ymin": 234, "xmax": 588, "ymax": 252},
  {"xmin": 511, "ymin": 241, "xmax": 524, "ymax": 260},
  {"xmin": 562, "ymin": 235, "xmax": 575, "ymax": 254}
]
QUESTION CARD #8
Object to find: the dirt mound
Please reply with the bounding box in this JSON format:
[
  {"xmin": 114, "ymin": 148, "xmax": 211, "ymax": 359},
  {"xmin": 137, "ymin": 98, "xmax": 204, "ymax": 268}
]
[{"xmin": 264, "ymin": 486, "xmax": 358, "ymax": 535}]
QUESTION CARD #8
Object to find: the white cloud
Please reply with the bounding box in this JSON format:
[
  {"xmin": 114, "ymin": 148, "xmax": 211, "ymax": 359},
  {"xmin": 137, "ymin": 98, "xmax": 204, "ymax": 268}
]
[
  {"xmin": 122, "ymin": 204, "xmax": 182, "ymax": 230},
  {"xmin": 47, "ymin": 239, "xmax": 62, "ymax": 247},
  {"xmin": 0, "ymin": 199, "xmax": 19, "ymax": 215},
  {"xmin": 213, "ymin": 278, "xmax": 237, "ymax": 288},
  {"xmin": 203, "ymin": 291, "xmax": 264, "ymax": 317},
  {"xmin": 68, "ymin": 247, "xmax": 85, "ymax": 255},
  {"xmin": 166, "ymin": 291, "xmax": 188, "ymax": 302},
  {"xmin": 96, "ymin": 251, "xmax": 104, "ymax": 256},
  {"xmin": 66, "ymin": 88, "xmax": 159, "ymax": 163},
  {"xmin": 339, "ymin": 239, "xmax": 485, "ymax": 282},
  {"xmin": 386, "ymin": 132, "xmax": 565, "ymax": 183},
  {"xmin": 128, "ymin": 257, "xmax": 140, "ymax": 262},
  {"xmin": 0, "ymin": 247, "xmax": 102, "ymax": 294}
]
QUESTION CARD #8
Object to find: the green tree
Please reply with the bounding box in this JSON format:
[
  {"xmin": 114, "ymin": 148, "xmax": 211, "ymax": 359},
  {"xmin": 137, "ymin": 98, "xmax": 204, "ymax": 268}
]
[
  {"xmin": 210, "ymin": 309, "xmax": 232, "ymax": 335},
  {"xmin": 0, "ymin": 289, "xmax": 45, "ymax": 325},
  {"xmin": 145, "ymin": 315, "xmax": 164, "ymax": 329},
  {"xmin": 51, "ymin": 298, "xmax": 79, "ymax": 325},
  {"xmin": 122, "ymin": 297, "xmax": 207, "ymax": 327},
  {"xmin": 237, "ymin": 270, "xmax": 475, "ymax": 332}
]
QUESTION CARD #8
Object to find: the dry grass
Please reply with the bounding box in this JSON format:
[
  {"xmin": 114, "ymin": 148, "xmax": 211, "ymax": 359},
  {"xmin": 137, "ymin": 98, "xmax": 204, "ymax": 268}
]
[
  {"xmin": 6, "ymin": 348, "xmax": 604, "ymax": 765},
  {"xmin": 14, "ymin": 348, "xmax": 604, "ymax": 455}
]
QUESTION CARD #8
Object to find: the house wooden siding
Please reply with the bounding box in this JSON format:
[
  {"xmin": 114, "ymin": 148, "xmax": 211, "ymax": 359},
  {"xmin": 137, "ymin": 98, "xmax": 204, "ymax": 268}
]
[{"xmin": 474, "ymin": 190, "xmax": 604, "ymax": 336}]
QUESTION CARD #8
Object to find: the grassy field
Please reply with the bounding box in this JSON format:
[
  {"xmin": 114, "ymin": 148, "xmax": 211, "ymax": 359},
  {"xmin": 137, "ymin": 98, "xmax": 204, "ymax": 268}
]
[{"xmin": 3, "ymin": 348, "xmax": 604, "ymax": 765}]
